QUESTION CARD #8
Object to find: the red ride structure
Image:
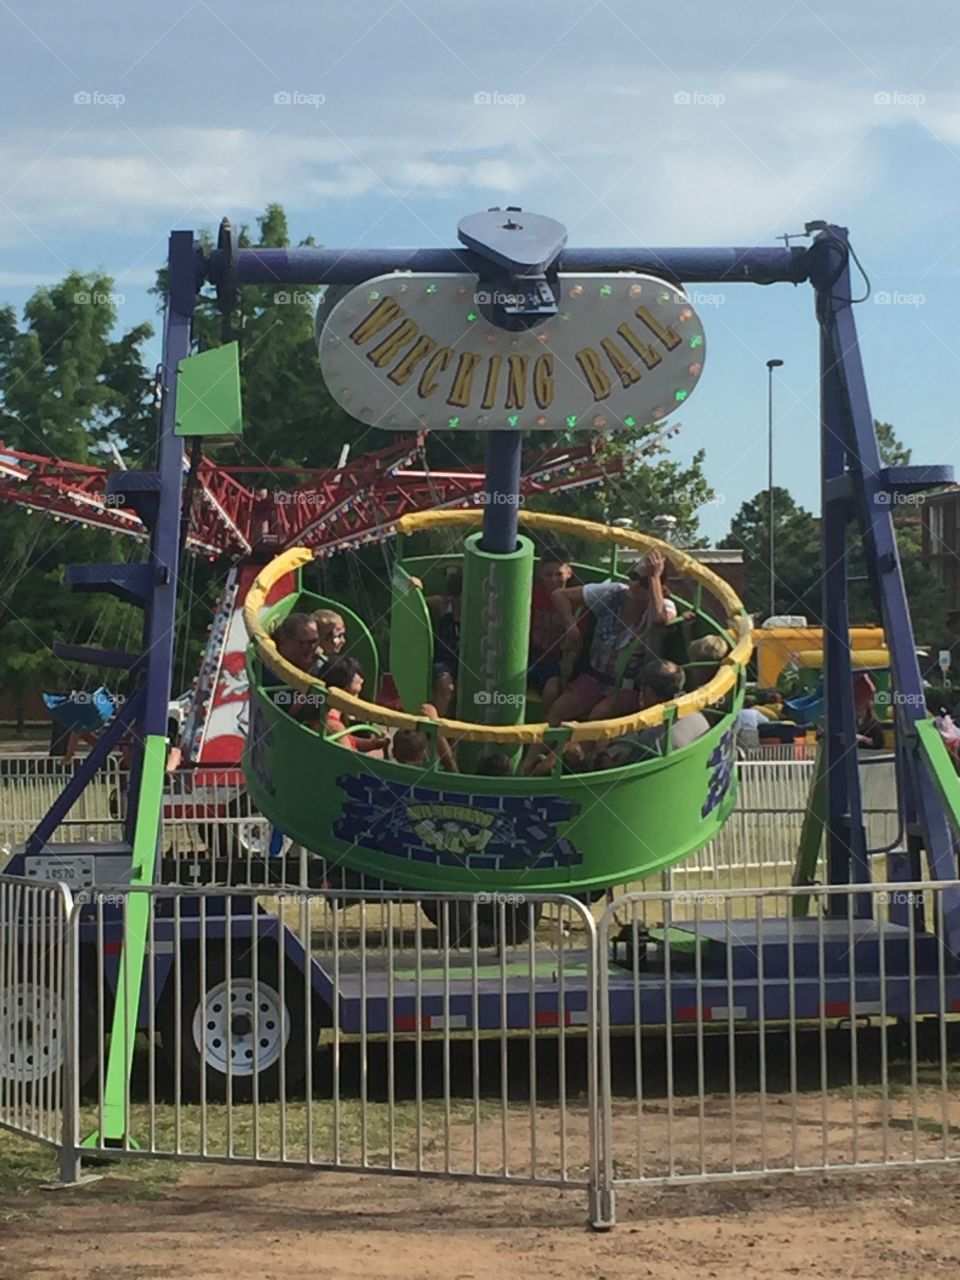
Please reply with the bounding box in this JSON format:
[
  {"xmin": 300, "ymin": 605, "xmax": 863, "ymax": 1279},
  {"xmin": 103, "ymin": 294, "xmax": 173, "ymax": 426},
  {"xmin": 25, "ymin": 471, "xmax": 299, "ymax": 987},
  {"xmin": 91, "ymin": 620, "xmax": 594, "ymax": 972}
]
[{"xmin": 0, "ymin": 430, "xmax": 665, "ymax": 778}]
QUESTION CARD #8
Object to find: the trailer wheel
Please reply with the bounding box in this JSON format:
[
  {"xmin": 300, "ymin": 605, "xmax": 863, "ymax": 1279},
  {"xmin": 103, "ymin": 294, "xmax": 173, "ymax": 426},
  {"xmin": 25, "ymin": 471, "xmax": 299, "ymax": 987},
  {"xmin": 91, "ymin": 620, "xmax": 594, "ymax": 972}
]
[
  {"xmin": 421, "ymin": 899, "xmax": 542, "ymax": 948},
  {"xmin": 0, "ymin": 961, "xmax": 99, "ymax": 1095},
  {"xmin": 199, "ymin": 801, "xmax": 289, "ymax": 862},
  {"xmin": 160, "ymin": 943, "xmax": 321, "ymax": 1102}
]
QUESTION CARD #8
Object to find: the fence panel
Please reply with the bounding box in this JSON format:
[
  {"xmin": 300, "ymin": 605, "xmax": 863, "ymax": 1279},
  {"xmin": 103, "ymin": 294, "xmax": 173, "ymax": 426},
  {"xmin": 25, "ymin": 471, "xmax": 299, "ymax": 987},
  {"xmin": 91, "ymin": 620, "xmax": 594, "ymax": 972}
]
[
  {"xmin": 597, "ymin": 879, "xmax": 960, "ymax": 1225},
  {"xmin": 0, "ymin": 875, "xmax": 74, "ymax": 1148},
  {"xmin": 63, "ymin": 886, "xmax": 601, "ymax": 1215}
]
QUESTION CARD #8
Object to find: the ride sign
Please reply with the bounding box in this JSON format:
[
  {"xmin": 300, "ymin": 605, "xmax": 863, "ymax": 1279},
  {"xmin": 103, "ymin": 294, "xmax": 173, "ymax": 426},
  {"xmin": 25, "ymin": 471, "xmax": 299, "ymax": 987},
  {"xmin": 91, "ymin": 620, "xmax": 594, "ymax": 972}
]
[{"xmin": 317, "ymin": 272, "xmax": 705, "ymax": 432}]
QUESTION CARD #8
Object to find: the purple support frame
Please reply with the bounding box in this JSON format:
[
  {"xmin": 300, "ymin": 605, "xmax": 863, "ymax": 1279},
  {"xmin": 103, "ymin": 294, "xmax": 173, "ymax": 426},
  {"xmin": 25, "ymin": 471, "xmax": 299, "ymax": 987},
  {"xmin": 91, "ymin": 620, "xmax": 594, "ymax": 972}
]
[
  {"xmin": 811, "ymin": 225, "xmax": 960, "ymax": 954},
  {"xmin": 24, "ymin": 233, "xmax": 194, "ymax": 858},
  {"xmin": 479, "ymin": 432, "xmax": 523, "ymax": 554}
]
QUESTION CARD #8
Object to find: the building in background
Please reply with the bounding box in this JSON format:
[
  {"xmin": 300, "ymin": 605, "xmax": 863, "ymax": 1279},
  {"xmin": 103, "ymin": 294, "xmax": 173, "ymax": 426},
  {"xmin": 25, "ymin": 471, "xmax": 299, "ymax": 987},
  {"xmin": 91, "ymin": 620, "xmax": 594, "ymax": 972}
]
[{"xmin": 922, "ymin": 488, "xmax": 960, "ymax": 608}]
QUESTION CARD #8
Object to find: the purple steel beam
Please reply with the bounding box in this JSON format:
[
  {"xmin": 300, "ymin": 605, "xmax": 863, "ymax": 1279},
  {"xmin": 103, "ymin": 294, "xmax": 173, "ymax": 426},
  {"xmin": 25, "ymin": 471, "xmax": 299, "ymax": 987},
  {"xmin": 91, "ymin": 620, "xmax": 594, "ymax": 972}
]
[
  {"xmin": 121, "ymin": 233, "xmax": 194, "ymax": 845},
  {"xmin": 811, "ymin": 226, "xmax": 960, "ymax": 954},
  {"xmin": 207, "ymin": 244, "xmax": 808, "ymax": 290},
  {"xmin": 817, "ymin": 331, "xmax": 870, "ymax": 911},
  {"xmin": 479, "ymin": 433, "xmax": 523, "ymax": 553}
]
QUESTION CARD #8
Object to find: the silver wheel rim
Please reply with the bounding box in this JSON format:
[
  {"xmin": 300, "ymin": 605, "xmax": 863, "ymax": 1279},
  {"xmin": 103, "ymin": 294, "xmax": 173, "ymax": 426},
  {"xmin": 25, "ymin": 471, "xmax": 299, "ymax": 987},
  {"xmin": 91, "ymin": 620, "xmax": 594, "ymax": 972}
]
[
  {"xmin": 0, "ymin": 983, "xmax": 64, "ymax": 1084},
  {"xmin": 192, "ymin": 977, "xmax": 288, "ymax": 1077},
  {"xmin": 237, "ymin": 820, "xmax": 292, "ymax": 858}
]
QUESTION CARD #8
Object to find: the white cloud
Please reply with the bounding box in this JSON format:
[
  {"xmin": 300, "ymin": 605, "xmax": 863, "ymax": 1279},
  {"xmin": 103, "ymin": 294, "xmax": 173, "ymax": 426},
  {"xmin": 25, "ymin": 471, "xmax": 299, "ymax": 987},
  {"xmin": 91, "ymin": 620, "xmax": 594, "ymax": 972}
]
[{"xmin": 0, "ymin": 68, "xmax": 957, "ymax": 257}]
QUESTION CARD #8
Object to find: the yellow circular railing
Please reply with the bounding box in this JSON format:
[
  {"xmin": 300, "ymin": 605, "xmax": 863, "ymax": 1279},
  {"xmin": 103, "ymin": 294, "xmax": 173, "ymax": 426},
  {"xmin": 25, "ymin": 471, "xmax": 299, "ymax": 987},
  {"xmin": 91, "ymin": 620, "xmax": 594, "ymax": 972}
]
[{"xmin": 243, "ymin": 511, "xmax": 754, "ymax": 744}]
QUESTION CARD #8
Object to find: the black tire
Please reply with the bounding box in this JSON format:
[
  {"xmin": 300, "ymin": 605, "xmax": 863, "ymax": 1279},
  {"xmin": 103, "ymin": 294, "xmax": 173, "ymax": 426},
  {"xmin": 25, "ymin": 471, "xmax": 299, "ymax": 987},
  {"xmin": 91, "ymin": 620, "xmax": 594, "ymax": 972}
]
[
  {"xmin": 159, "ymin": 941, "xmax": 322, "ymax": 1102},
  {"xmin": 198, "ymin": 805, "xmax": 238, "ymax": 859},
  {"xmin": 421, "ymin": 899, "xmax": 543, "ymax": 948},
  {"xmin": 199, "ymin": 799, "xmax": 281, "ymax": 862}
]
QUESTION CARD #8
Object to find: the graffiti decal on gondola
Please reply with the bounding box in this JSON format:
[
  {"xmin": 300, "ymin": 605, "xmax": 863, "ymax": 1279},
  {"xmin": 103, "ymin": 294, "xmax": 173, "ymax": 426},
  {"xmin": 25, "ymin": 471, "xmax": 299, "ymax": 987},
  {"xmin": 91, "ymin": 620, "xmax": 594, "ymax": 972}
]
[
  {"xmin": 701, "ymin": 727, "xmax": 735, "ymax": 819},
  {"xmin": 334, "ymin": 774, "xmax": 583, "ymax": 870},
  {"xmin": 246, "ymin": 697, "xmax": 276, "ymax": 798}
]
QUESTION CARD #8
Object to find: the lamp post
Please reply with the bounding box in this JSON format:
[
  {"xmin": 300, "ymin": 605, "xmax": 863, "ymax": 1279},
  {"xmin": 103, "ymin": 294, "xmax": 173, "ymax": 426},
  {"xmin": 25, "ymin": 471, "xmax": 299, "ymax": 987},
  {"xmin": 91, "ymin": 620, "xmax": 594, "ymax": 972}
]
[{"xmin": 766, "ymin": 358, "xmax": 784, "ymax": 620}]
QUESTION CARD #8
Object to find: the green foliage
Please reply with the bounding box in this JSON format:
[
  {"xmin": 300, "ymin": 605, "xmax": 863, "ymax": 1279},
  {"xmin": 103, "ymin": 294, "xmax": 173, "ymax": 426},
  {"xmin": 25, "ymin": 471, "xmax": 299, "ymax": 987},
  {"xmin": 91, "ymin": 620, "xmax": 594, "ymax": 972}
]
[
  {"xmin": 720, "ymin": 420, "xmax": 944, "ymax": 641},
  {"xmin": 0, "ymin": 203, "xmax": 717, "ymax": 719},
  {"xmin": 527, "ymin": 431, "xmax": 713, "ymax": 546},
  {"xmin": 0, "ymin": 273, "xmax": 155, "ymax": 720},
  {"xmin": 719, "ymin": 486, "xmax": 822, "ymax": 621}
]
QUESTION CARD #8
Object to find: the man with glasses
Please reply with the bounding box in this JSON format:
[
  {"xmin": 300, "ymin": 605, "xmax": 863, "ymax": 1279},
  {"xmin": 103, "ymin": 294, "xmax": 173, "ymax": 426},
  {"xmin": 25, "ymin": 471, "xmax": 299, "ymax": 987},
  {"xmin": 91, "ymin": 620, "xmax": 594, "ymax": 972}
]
[{"xmin": 547, "ymin": 549, "xmax": 676, "ymax": 724}]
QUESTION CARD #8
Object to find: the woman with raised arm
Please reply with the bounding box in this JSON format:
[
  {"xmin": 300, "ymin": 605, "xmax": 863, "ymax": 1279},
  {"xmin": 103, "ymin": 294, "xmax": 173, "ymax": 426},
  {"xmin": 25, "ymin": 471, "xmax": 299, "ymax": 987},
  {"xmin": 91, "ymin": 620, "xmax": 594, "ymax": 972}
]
[{"xmin": 547, "ymin": 549, "xmax": 676, "ymax": 724}]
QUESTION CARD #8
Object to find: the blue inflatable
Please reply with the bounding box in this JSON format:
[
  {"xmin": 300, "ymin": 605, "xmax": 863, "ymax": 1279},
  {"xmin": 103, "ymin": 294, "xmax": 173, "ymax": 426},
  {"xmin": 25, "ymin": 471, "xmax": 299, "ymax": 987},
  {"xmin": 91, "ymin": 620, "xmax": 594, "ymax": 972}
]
[{"xmin": 42, "ymin": 687, "xmax": 116, "ymax": 733}]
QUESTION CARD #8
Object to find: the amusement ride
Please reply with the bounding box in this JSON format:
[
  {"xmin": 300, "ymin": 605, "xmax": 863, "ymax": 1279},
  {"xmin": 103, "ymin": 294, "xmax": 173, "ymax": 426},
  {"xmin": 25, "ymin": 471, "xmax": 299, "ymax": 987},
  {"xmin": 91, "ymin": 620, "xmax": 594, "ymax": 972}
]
[{"xmin": 3, "ymin": 208, "xmax": 960, "ymax": 1140}]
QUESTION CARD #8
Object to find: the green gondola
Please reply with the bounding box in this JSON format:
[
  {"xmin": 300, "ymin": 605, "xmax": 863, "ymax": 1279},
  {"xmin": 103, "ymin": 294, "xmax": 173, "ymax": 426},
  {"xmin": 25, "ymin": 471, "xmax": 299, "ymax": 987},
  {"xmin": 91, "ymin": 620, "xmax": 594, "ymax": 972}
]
[{"xmin": 243, "ymin": 511, "xmax": 752, "ymax": 894}]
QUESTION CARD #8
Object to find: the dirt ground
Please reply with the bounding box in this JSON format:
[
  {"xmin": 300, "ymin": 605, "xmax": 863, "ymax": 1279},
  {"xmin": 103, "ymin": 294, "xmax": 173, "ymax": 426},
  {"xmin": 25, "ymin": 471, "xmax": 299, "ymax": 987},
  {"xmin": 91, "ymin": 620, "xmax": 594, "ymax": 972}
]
[{"xmin": 2, "ymin": 1159, "xmax": 960, "ymax": 1279}]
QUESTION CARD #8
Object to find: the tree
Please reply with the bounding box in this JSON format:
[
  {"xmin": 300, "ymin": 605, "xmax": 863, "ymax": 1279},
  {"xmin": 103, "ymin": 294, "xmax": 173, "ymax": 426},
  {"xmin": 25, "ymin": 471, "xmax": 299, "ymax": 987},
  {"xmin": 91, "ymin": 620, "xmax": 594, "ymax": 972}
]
[
  {"xmin": 524, "ymin": 430, "xmax": 714, "ymax": 547},
  {"xmin": 0, "ymin": 275, "xmax": 156, "ymax": 726},
  {"xmin": 151, "ymin": 204, "xmax": 351, "ymax": 474},
  {"xmin": 719, "ymin": 488, "xmax": 822, "ymax": 621},
  {"xmin": 720, "ymin": 420, "xmax": 944, "ymax": 638}
]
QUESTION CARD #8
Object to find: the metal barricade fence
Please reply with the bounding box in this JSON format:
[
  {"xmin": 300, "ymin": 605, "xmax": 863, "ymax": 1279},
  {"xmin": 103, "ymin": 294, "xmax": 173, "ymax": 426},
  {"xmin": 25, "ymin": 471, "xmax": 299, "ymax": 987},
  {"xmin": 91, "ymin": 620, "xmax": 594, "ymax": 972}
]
[
  {"xmin": 595, "ymin": 879, "xmax": 960, "ymax": 1227},
  {"xmin": 0, "ymin": 876, "xmax": 74, "ymax": 1149},
  {"xmin": 0, "ymin": 754, "xmax": 125, "ymax": 853},
  {"xmin": 60, "ymin": 886, "xmax": 602, "ymax": 1219}
]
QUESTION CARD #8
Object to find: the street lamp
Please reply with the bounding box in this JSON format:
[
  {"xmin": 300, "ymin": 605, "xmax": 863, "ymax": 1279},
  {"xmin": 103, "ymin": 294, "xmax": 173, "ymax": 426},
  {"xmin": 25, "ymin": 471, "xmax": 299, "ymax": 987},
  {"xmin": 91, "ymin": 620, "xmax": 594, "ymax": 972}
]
[{"xmin": 766, "ymin": 358, "xmax": 784, "ymax": 620}]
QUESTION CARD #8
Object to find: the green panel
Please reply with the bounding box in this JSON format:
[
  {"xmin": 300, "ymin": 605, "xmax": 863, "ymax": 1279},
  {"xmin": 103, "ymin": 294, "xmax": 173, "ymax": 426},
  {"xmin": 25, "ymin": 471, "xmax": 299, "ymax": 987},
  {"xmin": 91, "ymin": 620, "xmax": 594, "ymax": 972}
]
[
  {"xmin": 791, "ymin": 741, "xmax": 827, "ymax": 916},
  {"xmin": 244, "ymin": 678, "xmax": 741, "ymax": 895},
  {"xmin": 174, "ymin": 342, "xmax": 243, "ymax": 442},
  {"xmin": 456, "ymin": 532, "xmax": 535, "ymax": 772},
  {"xmin": 916, "ymin": 719, "xmax": 960, "ymax": 839},
  {"xmin": 390, "ymin": 566, "xmax": 433, "ymax": 712}
]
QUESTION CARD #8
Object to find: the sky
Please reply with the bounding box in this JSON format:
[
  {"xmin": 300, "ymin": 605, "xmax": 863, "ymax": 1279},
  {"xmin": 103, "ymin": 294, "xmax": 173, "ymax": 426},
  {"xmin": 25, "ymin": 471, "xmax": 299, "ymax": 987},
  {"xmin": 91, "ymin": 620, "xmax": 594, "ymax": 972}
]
[{"xmin": 1, "ymin": 0, "xmax": 959, "ymax": 540}]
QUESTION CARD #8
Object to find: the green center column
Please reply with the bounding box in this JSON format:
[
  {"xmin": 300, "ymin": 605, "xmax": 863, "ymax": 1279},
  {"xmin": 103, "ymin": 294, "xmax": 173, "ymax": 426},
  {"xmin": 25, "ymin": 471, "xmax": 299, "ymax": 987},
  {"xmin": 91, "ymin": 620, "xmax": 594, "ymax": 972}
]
[{"xmin": 456, "ymin": 529, "xmax": 534, "ymax": 773}]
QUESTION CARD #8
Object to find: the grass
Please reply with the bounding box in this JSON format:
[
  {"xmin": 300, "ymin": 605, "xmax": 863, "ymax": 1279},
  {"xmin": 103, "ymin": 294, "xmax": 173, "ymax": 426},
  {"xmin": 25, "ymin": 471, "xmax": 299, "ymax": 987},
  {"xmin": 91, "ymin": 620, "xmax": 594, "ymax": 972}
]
[
  {"xmin": 74, "ymin": 1094, "xmax": 506, "ymax": 1168},
  {"xmin": 0, "ymin": 1093, "xmax": 508, "ymax": 1218},
  {"xmin": 0, "ymin": 1127, "xmax": 180, "ymax": 1219}
]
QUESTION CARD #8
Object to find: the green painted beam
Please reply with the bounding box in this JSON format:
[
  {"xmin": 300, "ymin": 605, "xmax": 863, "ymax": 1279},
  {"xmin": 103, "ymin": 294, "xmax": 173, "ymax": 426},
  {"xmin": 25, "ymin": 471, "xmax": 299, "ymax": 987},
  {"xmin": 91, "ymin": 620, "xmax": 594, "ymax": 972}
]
[
  {"xmin": 915, "ymin": 719, "xmax": 960, "ymax": 840},
  {"xmin": 85, "ymin": 733, "xmax": 166, "ymax": 1147},
  {"xmin": 791, "ymin": 741, "xmax": 827, "ymax": 917}
]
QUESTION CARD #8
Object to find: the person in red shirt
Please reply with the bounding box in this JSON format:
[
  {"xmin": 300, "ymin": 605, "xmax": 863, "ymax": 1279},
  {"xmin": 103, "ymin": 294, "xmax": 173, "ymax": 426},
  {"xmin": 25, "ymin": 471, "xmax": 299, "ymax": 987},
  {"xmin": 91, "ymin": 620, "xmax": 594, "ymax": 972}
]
[
  {"xmin": 322, "ymin": 656, "xmax": 389, "ymax": 755},
  {"xmin": 527, "ymin": 551, "xmax": 588, "ymax": 712}
]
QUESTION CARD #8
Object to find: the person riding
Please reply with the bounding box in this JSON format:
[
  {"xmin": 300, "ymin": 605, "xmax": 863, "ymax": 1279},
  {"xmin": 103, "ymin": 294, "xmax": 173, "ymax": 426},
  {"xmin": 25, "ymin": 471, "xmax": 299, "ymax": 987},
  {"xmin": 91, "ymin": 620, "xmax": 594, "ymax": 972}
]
[
  {"xmin": 321, "ymin": 656, "xmax": 389, "ymax": 754},
  {"xmin": 685, "ymin": 634, "xmax": 730, "ymax": 691},
  {"xmin": 391, "ymin": 729, "xmax": 431, "ymax": 765},
  {"xmin": 311, "ymin": 608, "xmax": 347, "ymax": 669},
  {"xmin": 273, "ymin": 612, "xmax": 320, "ymax": 675},
  {"xmin": 268, "ymin": 613, "xmax": 323, "ymax": 723},
  {"xmin": 527, "ymin": 550, "xmax": 588, "ymax": 712},
  {"xmin": 855, "ymin": 701, "xmax": 885, "ymax": 750},
  {"xmin": 547, "ymin": 549, "xmax": 676, "ymax": 724},
  {"xmin": 604, "ymin": 659, "xmax": 710, "ymax": 763},
  {"xmin": 423, "ymin": 569, "xmax": 462, "ymax": 677}
]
